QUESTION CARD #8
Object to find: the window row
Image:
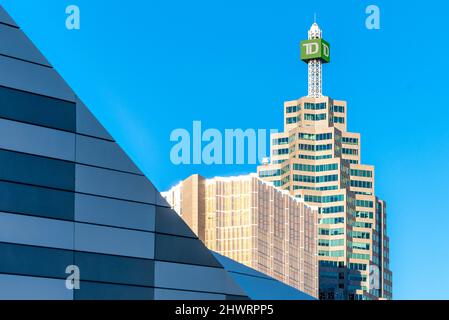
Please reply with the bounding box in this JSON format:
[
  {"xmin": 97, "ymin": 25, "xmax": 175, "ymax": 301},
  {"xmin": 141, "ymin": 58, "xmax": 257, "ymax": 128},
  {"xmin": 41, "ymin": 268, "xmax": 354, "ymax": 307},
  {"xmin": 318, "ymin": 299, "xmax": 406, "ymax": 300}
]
[
  {"xmin": 298, "ymin": 154, "xmax": 333, "ymax": 160},
  {"xmin": 299, "ymin": 132, "xmax": 332, "ymax": 141},
  {"xmin": 272, "ymin": 137, "xmax": 289, "ymax": 146},
  {"xmin": 293, "ymin": 163, "xmax": 338, "ymax": 172},
  {"xmin": 319, "ymin": 228, "xmax": 345, "ymax": 236},
  {"xmin": 351, "ymin": 180, "xmax": 373, "ymax": 189},
  {"xmin": 319, "ymin": 217, "xmax": 345, "ymax": 225},
  {"xmin": 333, "ymin": 105, "xmax": 345, "ymax": 113},
  {"xmin": 351, "ymin": 169, "xmax": 372, "ymax": 177},
  {"xmin": 293, "ymin": 174, "xmax": 338, "ymax": 184},
  {"xmin": 319, "ymin": 239, "xmax": 345, "ymax": 247},
  {"xmin": 304, "ymin": 102, "xmax": 327, "ymax": 110},
  {"xmin": 342, "ymin": 148, "xmax": 358, "ymax": 156},
  {"xmin": 333, "ymin": 117, "xmax": 345, "ymax": 124},
  {"xmin": 286, "ymin": 105, "xmax": 300, "ymax": 113},
  {"xmin": 343, "ymin": 137, "xmax": 359, "ymax": 145},
  {"xmin": 304, "ymin": 194, "xmax": 344, "ymax": 203},
  {"xmin": 304, "ymin": 113, "xmax": 326, "ymax": 121},
  {"xmin": 321, "ymin": 206, "xmax": 345, "ymax": 214},
  {"xmin": 299, "ymin": 143, "xmax": 333, "ymax": 152},
  {"xmin": 319, "ymin": 250, "xmax": 345, "ymax": 257}
]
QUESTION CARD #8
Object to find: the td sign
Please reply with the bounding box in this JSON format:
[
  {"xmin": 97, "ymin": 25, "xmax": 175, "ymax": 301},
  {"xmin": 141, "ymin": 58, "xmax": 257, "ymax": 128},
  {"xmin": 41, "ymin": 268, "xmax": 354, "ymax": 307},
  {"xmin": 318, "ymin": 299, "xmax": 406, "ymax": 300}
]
[{"xmin": 300, "ymin": 39, "xmax": 331, "ymax": 63}]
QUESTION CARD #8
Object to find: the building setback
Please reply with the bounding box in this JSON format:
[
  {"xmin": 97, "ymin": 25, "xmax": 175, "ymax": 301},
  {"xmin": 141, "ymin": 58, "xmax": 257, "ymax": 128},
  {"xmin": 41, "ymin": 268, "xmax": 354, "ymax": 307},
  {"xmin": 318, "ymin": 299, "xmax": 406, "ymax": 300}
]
[
  {"xmin": 163, "ymin": 174, "xmax": 319, "ymax": 298},
  {"xmin": 257, "ymin": 22, "xmax": 393, "ymax": 300}
]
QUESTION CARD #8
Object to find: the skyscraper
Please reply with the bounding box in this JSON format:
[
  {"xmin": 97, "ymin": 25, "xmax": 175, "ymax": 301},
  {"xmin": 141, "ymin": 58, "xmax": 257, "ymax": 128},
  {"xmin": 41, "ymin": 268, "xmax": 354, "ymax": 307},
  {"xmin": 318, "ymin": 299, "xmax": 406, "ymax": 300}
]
[
  {"xmin": 163, "ymin": 174, "xmax": 319, "ymax": 298},
  {"xmin": 257, "ymin": 22, "xmax": 393, "ymax": 300}
]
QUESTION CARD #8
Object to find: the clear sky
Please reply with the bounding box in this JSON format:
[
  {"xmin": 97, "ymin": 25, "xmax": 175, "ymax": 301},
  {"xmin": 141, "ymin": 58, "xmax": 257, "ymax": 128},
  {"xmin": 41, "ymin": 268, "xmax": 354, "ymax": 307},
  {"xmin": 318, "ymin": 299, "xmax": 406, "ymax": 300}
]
[{"xmin": 2, "ymin": 0, "xmax": 448, "ymax": 299}]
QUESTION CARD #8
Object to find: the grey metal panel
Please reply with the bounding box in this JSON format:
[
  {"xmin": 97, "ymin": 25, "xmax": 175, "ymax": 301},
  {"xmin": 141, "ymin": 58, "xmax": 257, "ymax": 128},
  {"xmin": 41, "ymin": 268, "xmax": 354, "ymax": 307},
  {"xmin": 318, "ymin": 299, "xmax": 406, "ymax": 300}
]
[
  {"xmin": 75, "ymin": 281, "xmax": 153, "ymax": 300},
  {"xmin": 154, "ymin": 288, "xmax": 225, "ymax": 300},
  {"xmin": 0, "ymin": 242, "xmax": 73, "ymax": 279},
  {"xmin": 74, "ymin": 223, "xmax": 154, "ymax": 259},
  {"xmin": 0, "ymin": 212, "xmax": 74, "ymax": 250},
  {"xmin": 0, "ymin": 6, "xmax": 18, "ymax": 27},
  {"xmin": 0, "ymin": 85, "xmax": 75, "ymax": 132},
  {"xmin": 74, "ymin": 193, "xmax": 155, "ymax": 232},
  {"xmin": 155, "ymin": 206, "xmax": 196, "ymax": 238},
  {"xmin": 154, "ymin": 261, "xmax": 246, "ymax": 296},
  {"xmin": 75, "ymin": 164, "xmax": 157, "ymax": 204},
  {"xmin": 0, "ymin": 55, "xmax": 75, "ymax": 102},
  {"xmin": 227, "ymin": 273, "xmax": 315, "ymax": 300},
  {"xmin": 0, "ymin": 24, "xmax": 51, "ymax": 66},
  {"xmin": 0, "ymin": 181, "xmax": 74, "ymax": 221},
  {"xmin": 212, "ymin": 252, "xmax": 272, "ymax": 280},
  {"xmin": 76, "ymin": 98, "xmax": 113, "ymax": 141},
  {"xmin": 0, "ymin": 118, "xmax": 75, "ymax": 161},
  {"xmin": 74, "ymin": 252, "xmax": 154, "ymax": 287},
  {"xmin": 0, "ymin": 274, "xmax": 72, "ymax": 300},
  {"xmin": 155, "ymin": 234, "xmax": 221, "ymax": 268},
  {"xmin": 0, "ymin": 149, "xmax": 75, "ymax": 191},
  {"xmin": 75, "ymin": 135, "xmax": 142, "ymax": 174}
]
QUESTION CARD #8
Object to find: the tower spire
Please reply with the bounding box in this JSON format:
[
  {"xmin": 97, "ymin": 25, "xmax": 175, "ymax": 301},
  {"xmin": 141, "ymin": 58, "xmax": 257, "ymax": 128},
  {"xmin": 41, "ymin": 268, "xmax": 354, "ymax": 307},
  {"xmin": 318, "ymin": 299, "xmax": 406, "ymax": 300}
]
[{"xmin": 300, "ymin": 21, "xmax": 330, "ymax": 98}]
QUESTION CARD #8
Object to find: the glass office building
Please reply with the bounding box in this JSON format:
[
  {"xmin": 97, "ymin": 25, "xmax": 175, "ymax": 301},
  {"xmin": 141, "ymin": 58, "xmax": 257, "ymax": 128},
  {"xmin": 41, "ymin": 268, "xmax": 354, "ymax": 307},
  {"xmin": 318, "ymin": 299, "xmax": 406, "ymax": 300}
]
[
  {"xmin": 257, "ymin": 23, "xmax": 393, "ymax": 300},
  {"xmin": 0, "ymin": 5, "xmax": 314, "ymax": 300}
]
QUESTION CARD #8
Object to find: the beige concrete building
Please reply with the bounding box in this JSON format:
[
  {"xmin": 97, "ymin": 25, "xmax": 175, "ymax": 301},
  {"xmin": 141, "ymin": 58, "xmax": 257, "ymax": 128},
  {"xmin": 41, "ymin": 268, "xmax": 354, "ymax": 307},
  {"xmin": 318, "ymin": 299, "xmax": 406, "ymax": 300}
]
[
  {"xmin": 256, "ymin": 22, "xmax": 393, "ymax": 300},
  {"xmin": 163, "ymin": 174, "xmax": 319, "ymax": 298}
]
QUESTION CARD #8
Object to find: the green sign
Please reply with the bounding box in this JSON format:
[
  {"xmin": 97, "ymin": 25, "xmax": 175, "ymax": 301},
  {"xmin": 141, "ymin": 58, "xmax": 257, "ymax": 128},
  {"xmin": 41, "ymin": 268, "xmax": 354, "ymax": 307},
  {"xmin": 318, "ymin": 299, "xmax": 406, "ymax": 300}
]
[{"xmin": 300, "ymin": 39, "xmax": 330, "ymax": 63}]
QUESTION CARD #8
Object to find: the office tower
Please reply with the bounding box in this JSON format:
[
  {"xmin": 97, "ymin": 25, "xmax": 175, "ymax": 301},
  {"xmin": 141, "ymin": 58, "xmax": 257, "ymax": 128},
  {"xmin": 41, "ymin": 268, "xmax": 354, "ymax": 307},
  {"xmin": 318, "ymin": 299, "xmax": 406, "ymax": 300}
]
[
  {"xmin": 0, "ymin": 4, "xmax": 315, "ymax": 300},
  {"xmin": 257, "ymin": 22, "xmax": 393, "ymax": 300},
  {"xmin": 163, "ymin": 174, "xmax": 319, "ymax": 298}
]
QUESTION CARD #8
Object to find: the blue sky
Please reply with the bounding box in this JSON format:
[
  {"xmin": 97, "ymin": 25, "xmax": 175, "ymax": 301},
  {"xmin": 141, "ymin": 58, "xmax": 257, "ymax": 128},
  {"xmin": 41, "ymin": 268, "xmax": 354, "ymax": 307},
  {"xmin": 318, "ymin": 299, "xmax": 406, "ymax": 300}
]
[{"xmin": 2, "ymin": 0, "xmax": 449, "ymax": 299}]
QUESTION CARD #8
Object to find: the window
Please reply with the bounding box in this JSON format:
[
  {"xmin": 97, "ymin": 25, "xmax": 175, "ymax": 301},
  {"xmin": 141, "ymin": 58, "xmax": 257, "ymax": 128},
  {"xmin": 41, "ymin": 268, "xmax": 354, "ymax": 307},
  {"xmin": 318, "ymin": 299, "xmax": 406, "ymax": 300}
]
[
  {"xmin": 299, "ymin": 154, "xmax": 332, "ymax": 160},
  {"xmin": 286, "ymin": 105, "xmax": 300, "ymax": 113},
  {"xmin": 259, "ymin": 169, "xmax": 281, "ymax": 178},
  {"xmin": 355, "ymin": 211, "xmax": 373, "ymax": 219},
  {"xmin": 295, "ymin": 185, "xmax": 338, "ymax": 191},
  {"xmin": 321, "ymin": 206, "xmax": 345, "ymax": 214},
  {"xmin": 333, "ymin": 116, "xmax": 345, "ymax": 124},
  {"xmin": 352, "ymin": 242, "xmax": 370, "ymax": 250},
  {"xmin": 273, "ymin": 148, "xmax": 289, "ymax": 155},
  {"xmin": 304, "ymin": 102, "xmax": 326, "ymax": 110},
  {"xmin": 356, "ymin": 200, "xmax": 374, "ymax": 208},
  {"xmin": 319, "ymin": 250, "xmax": 345, "ymax": 257},
  {"xmin": 305, "ymin": 194, "xmax": 344, "ymax": 203},
  {"xmin": 294, "ymin": 163, "xmax": 338, "ymax": 172},
  {"xmin": 319, "ymin": 228, "xmax": 344, "ymax": 236},
  {"xmin": 304, "ymin": 113, "xmax": 327, "ymax": 121},
  {"xmin": 343, "ymin": 137, "xmax": 359, "ymax": 145},
  {"xmin": 351, "ymin": 169, "xmax": 372, "ymax": 178},
  {"xmin": 319, "ymin": 239, "xmax": 345, "ymax": 247},
  {"xmin": 299, "ymin": 144, "xmax": 332, "ymax": 152},
  {"xmin": 286, "ymin": 116, "xmax": 299, "ymax": 124},
  {"xmin": 351, "ymin": 180, "xmax": 373, "ymax": 189},
  {"xmin": 320, "ymin": 217, "xmax": 345, "ymax": 224},
  {"xmin": 272, "ymin": 137, "xmax": 289, "ymax": 145},
  {"xmin": 351, "ymin": 231, "xmax": 370, "ymax": 239},
  {"xmin": 299, "ymin": 133, "xmax": 332, "ymax": 141},
  {"xmin": 293, "ymin": 174, "xmax": 338, "ymax": 184},
  {"xmin": 349, "ymin": 253, "xmax": 370, "ymax": 260},
  {"xmin": 349, "ymin": 263, "xmax": 367, "ymax": 271},
  {"xmin": 343, "ymin": 148, "xmax": 358, "ymax": 156},
  {"xmin": 333, "ymin": 105, "xmax": 345, "ymax": 113},
  {"xmin": 354, "ymin": 222, "xmax": 372, "ymax": 229}
]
